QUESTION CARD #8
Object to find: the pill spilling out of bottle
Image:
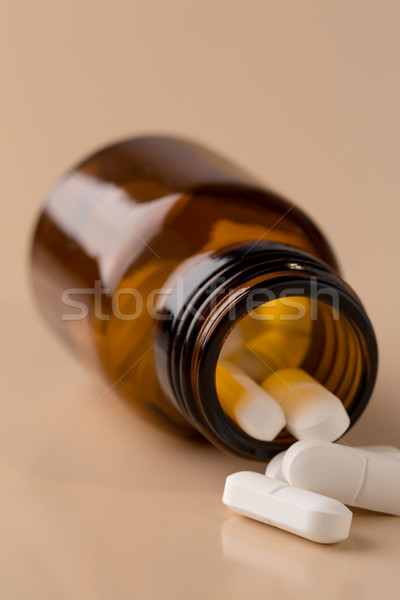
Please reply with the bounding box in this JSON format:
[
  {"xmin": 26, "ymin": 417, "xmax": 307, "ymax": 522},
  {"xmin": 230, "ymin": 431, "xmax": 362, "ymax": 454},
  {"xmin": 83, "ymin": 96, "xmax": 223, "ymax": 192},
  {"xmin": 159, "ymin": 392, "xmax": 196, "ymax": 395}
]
[
  {"xmin": 222, "ymin": 353, "xmax": 399, "ymax": 543},
  {"xmin": 215, "ymin": 291, "xmax": 397, "ymax": 543},
  {"xmin": 223, "ymin": 471, "xmax": 353, "ymax": 544},
  {"xmin": 224, "ymin": 441, "xmax": 400, "ymax": 544}
]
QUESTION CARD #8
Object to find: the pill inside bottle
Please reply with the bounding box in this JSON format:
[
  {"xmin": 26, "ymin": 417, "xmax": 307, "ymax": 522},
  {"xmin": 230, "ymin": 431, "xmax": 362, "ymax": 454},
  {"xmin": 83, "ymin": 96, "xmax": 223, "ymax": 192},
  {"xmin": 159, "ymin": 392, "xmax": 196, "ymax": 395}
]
[{"xmin": 215, "ymin": 296, "xmax": 353, "ymax": 445}]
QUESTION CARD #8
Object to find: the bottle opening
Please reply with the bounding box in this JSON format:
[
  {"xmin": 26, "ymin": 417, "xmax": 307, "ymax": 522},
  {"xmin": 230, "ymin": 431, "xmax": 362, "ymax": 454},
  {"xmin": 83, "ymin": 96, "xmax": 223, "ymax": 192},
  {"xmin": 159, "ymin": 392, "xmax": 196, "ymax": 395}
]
[
  {"xmin": 166, "ymin": 241, "xmax": 377, "ymax": 460},
  {"xmin": 215, "ymin": 296, "xmax": 364, "ymax": 445}
]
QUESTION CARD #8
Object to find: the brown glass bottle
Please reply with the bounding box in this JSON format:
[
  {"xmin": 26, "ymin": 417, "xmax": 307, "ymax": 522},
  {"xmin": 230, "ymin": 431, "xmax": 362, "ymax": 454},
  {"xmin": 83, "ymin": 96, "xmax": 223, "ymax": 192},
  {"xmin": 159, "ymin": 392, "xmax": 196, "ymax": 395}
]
[{"xmin": 31, "ymin": 136, "xmax": 378, "ymax": 460}]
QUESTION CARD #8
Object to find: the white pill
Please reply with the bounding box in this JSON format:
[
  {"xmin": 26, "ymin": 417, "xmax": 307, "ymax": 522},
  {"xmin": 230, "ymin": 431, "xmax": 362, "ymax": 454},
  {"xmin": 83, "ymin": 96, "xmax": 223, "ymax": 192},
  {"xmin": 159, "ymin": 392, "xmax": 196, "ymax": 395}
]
[
  {"xmin": 266, "ymin": 445, "xmax": 400, "ymax": 485},
  {"xmin": 223, "ymin": 471, "xmax": 352, "ymax": 544},
  {"xmin": 261, "ymin": 368, "xmax": 350, "ymax": 442},
  {"xmin": 265, "ymin": 451, "xmax": 287, "ymax": 481},
  {"xmin": 282, "ymin": 440, "xmax": 400, "ymax": 516},
  {"xmin": 216, "ymin": 361, "xmax": 286, "ymax": 441}
]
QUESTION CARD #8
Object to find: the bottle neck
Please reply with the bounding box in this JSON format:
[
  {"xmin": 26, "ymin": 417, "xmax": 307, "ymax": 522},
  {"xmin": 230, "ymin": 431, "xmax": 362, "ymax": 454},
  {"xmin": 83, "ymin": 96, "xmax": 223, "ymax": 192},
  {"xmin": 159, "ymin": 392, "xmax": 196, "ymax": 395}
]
[{"xmin": 155, "ymin": 241, "xmax": 378, "ymax": 460}]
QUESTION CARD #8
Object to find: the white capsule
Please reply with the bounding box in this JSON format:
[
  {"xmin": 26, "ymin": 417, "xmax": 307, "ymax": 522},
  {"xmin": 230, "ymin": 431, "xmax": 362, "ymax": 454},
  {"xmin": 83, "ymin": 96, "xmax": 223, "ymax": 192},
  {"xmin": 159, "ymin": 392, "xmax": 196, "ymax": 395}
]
[
  {"xmin": 223, "ymin": 471, "xmax": 352, "ymax": 544},
  {"xmin": 261, "ymin": 368, "xmax": 350, "ymax": 442},
  {"xmin": 282, "ymin": 440, "xmax": 400, "ymax": 516},
  {"xmin": 265, "ymin": 451, "xmax": 287, "ymax": 481},
  {"xmin": 216, "ymin": 362, "xmax": 286, "ymax": 441},
  {"xmin": 268, "ymin": 443, "xmax": 399, "ymax": 485}
]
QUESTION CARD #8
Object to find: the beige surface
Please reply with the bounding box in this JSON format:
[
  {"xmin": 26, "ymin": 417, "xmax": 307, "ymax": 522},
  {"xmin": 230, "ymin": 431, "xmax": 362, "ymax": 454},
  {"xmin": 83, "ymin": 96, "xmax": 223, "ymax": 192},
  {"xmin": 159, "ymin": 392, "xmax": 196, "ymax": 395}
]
[{"xmin": 1, "ymin": 1, "xmax": 400, "ymax": 598}]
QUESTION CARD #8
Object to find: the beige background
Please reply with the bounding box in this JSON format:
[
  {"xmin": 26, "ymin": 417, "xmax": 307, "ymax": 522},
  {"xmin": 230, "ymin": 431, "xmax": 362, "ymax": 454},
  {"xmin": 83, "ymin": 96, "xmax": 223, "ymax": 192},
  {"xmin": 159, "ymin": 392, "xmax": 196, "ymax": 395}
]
[{"xmin": 1, "ymin": 1, "xmax": 400, "ymax": 598}]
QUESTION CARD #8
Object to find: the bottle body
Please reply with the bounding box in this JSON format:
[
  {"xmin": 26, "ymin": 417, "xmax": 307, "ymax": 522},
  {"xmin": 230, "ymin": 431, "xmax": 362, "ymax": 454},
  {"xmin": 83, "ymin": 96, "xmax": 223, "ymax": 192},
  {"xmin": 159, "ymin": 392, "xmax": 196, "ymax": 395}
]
[{"xmin": 31, "ymin": 136, "xmax": 377, "ymax": 459}]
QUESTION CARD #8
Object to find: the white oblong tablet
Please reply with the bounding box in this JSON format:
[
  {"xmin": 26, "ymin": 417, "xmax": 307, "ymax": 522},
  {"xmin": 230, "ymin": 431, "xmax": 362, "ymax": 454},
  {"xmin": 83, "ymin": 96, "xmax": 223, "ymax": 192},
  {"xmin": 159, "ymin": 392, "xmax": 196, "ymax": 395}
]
[
  {"xmin": 265, "ymin": 451, "xmax": 287, "ymax": 481},
  {"xmin": 261, "ymin": 368, "xmax": 350, "ymax": 442},
  {"xmin": 222, "ymin": 471, "xmax": 352, "ymax": 544},
  {"xmin": 282, "ymin": 440, "xmax": 400, "ymax": 516},
  {"xmin": 216, "ymin": 361, "xmax": 286, "ymax": 441}
]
